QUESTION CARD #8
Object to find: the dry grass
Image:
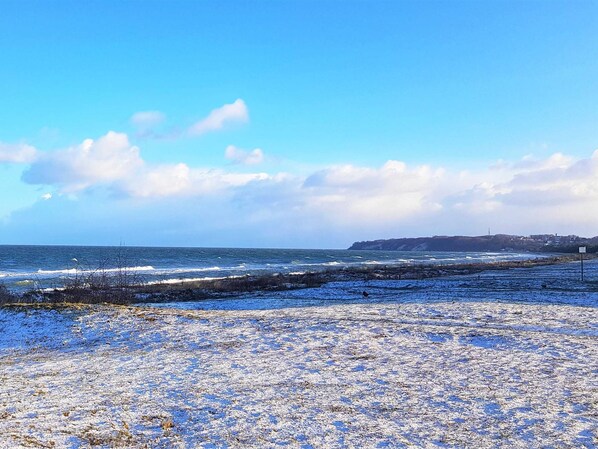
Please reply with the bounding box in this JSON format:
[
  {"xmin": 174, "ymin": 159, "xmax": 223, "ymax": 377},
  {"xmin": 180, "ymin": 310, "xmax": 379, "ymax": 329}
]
[{"xmin": 1, "ymin": 299, "xmax": 595, "ymax": 448}]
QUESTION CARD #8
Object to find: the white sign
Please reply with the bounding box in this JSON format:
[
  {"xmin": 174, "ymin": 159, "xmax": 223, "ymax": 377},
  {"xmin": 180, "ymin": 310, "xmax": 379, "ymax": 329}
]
[{"xmin": 579, "ymin": 246, "xmax": 587, "ymax": 254}]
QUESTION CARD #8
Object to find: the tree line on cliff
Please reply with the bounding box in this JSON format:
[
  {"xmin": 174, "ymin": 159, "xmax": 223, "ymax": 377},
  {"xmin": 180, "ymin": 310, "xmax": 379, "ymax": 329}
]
[{"xmin": 349, "ymin": 234, "xmax": 598, "ymax": 253}]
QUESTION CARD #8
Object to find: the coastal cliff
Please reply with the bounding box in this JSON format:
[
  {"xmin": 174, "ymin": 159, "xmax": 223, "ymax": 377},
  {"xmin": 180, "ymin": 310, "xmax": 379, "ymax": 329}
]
[{"xmin": 349, "ymin": 234, "xmax": 598, "ymax": 253}]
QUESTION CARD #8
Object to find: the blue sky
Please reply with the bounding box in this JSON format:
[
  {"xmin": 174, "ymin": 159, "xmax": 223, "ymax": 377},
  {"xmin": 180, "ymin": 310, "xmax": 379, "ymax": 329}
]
[{"xmin": 1, "ymin": 0, "xmax": 597, "ymax": 248}]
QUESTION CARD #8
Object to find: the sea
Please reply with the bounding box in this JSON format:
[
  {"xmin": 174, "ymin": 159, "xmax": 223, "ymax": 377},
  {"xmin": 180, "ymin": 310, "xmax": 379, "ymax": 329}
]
[{"xmin": 0, "ymin": 245, "xmax": 542, "ymax": 293}]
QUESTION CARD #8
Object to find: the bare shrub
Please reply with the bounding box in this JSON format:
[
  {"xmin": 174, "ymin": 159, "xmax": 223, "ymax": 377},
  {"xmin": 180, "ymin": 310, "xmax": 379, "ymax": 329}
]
[
  {"xmin": 44, "ymin": 247, "xmax": 144, "ymax": 304},
  {"xmin": 0, "ymin": 283, "xmax": 20, "ymax": 305}
]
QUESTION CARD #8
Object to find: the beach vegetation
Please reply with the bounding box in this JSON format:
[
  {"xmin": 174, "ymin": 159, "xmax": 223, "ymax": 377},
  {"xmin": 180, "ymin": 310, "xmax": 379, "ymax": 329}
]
[
  {"xmin": 2, "ymin": 247, "xmax": 145, "ymax": 305},
  {"xmin": 52, "ymin": 251, "xmax": 144, "ymax": 304},
  {"xmin": 0, "ymin": 283, "xmax": 19, "ymax": 305}
]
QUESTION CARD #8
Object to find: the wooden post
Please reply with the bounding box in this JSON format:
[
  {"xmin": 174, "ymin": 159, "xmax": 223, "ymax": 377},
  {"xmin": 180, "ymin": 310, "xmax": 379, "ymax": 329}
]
[{"xmin": 579, "ymin": 247, "xmax": 586, "ymax": 282}]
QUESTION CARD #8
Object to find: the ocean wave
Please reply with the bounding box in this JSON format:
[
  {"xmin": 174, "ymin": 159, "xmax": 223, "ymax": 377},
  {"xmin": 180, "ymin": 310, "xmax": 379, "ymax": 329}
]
[
  {"xmin": 36, "ymin": 268, "xmax": 78, "ymax": 275},
  {"xmin": 158, "ymin": 266, "xmax": 222, "ymax": 274},
  {"xmin": 36, "ymin": 266, "xmax": 155, "ymax": 275},
  {"xmin": 150, "ymin": 265, "xmax": 256, "ymax": 276},
  {"xmin": 145, "ymin": 275, "xmax": 246, "ymax": 286}
]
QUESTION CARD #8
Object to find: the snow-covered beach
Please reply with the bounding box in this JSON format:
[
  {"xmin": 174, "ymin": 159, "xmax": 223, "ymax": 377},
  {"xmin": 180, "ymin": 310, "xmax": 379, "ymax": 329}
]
[{"xmin": 1, "ymin": 261, "xmax": 597, "ymax": 448}]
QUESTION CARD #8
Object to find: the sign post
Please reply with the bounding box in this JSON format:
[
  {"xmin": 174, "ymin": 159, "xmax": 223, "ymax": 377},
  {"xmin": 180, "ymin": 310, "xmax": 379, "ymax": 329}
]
[{"xmin": 579, "ymin": 247, "xmax": 586, "ymax": 282}]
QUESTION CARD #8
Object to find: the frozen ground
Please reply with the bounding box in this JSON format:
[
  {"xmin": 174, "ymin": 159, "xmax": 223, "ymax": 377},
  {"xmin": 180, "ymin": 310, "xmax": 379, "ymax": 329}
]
[{"xmin": 0, "ymin": 261, "xmax": 597, "ymax": 448}]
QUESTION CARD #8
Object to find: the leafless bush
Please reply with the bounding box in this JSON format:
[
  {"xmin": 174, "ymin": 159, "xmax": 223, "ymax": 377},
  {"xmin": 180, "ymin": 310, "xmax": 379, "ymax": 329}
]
[
  {"xmin": 44, "ymin": 247, "xmax": 144, "ymax": 304},
  {"xmin": 0, "ymin": 283, "xmax": 20, "ymax": 305}
]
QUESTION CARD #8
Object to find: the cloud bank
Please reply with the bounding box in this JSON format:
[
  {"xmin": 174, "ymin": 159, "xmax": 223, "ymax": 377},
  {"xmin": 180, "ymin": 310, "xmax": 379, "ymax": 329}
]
[{"xmin": 6, "ymin": 127, "xmax": 598, "ymax": 246}]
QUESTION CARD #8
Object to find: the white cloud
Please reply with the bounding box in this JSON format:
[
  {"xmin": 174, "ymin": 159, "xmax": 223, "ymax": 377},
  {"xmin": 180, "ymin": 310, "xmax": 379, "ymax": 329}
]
[
  {"xmin": 22, "ymin": 131, "xmax": 143, "ymax": 192},
  {"xmin": 122, "ymin": 165, "xmax": 269, "ymax": 198},
  {"xmin": 130, "ymin": 110, "xmax": 166, "ymax": 128},
  {"xmin": 123, "ymin": 163, "xmax": 192, "ymax": 198},
  {"xmin": 128, "ymin": 100, "xmax": 249, "ymax": 140},
  {"xmin": 497, "ymin": 150, "xmax": 598, "ymax": 206},
  {"xmin": 21, "ymin": 131, "xmax": 271, "ymax": 198},
  {"xmin": 491, "ymin": 153, "xmax": 573, "ymax": 173},
  {"xmin": 0, "ymin": 142, "xmax": 37, "ymax": 163},
  {"xmin": 232, "ymin": 150, "xmax": 598, "ymax": 239},
  {"xmin": 40, "ymin": 193, "xmax": 52, "ymax": 201},
  {"xmin": 189, "ymin": 99, "xmax": 249, "ymax": 136},
  {"xmin": 438, "ymin": 150, "xmax": 598, "ymax": 236},
  {"xmin": 15, "ymin": 133, "xmax": 598, "ymax": 245},
  {"xmin": 225, "ymin": 145, "xmax": 264, "ymax": 165},
  {"xmin": 298, "ymin": 161, "xmax": 447, "ymax": 224}
]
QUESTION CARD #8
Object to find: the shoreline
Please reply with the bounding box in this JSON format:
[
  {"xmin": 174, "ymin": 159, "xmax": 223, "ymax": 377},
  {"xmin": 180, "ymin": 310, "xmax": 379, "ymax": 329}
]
[
  {"xmin": 117, "ymin": 253, "xmax": 597, "ymax": 303},
  {"xmin": 4, "ymin": 253, "xmax": 593, "ymax": 306}
]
